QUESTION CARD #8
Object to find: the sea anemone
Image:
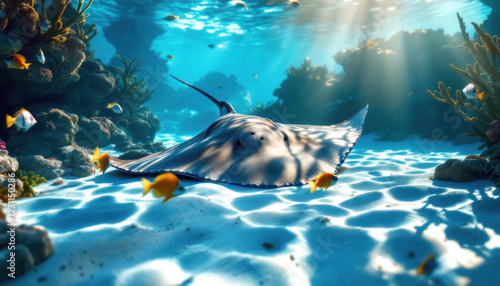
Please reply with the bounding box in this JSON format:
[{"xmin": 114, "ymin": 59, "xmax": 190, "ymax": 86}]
[{"xmin": 0, "ymin": 140, "xmax": 6, "ymax": 150}]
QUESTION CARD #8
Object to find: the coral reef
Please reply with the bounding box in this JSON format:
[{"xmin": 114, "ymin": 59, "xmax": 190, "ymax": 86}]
[
  {"xmin": 428, "ymin": 13, "xmax": 500, "ymax": 150},
  {"xmin": 39, "ymin": 0, "xmax": 94, "ymax": 43},
  {"xmin": 429, "ymin": 14, "xmax": 500, "ymax": 185},
  {"xmin": 0, "ymin": 0, "xmax": 162, "ymax": 172},
  {"xmin": 253, "ymin": 29, "xmax": 474, "ymax": 141}
]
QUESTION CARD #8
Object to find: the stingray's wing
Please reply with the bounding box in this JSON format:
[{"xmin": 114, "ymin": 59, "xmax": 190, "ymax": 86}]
[{"xmin": 277, "ymin": 104, "xmax": 368, "ymax": 174}]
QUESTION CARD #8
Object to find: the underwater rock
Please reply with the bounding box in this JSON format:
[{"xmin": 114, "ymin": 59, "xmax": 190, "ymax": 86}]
[
  {"xmin": 8, "ymin": 108, "xmax": 79, "ymax": 157},
  {"xmin": 118, "ymin": 149, "xmax": 151, "ymax": 160},
  {"xmin": 67, "ymin": 148, "xmax": 94, "ymax": 177},
  {"xmin": 0, "ymin": 174, "xmax": 23, "ymax": 193},
  {"xmin": 0, "ymin": 220, "xmax": 53, "ymax": 281},
  {"xmin": 70, "ymin": 59, "xmax": 116, "ymax": 116},
  {"xmin": 71, "ymin": 165, "xmax": 94, "ymax": 177},
  {"xmin": 16, "ymin": 155, "xmax": 64, "ymax": 180},
  {"xmin": 433, "ymin": 155, "xmax": 487, "ymax": 182},
  {"xmin": 114, "ymin": 141, "xmax": 165, "ymax": 153},
  {"xmin": 75, "ymin": 116, "xmax": 128, "ymax": 149},
  {"xmin": 127, "ymin": 107, "xmax": 161, "ymax": 143},
  {"xmin": 0, "ymin": 34, "xmax": 22, "ymax": 56},
  {"xmin": 0, "ymin": 150, "xmax": 18, "ymax": 174}
]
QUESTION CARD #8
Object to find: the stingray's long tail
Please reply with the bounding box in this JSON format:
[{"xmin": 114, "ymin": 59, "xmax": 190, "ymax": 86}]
[{"xmin": 169, "ymin": 74, "xmax": 223, "ymax": 109}]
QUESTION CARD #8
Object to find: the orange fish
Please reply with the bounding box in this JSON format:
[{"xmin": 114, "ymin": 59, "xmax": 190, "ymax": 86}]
[
  {"xmin": 477, "ymin": 91, "xmax": 485, "ymax": 101},
  {"xmin": 367, "ymin": 40, "xmax": 377, "ymax": 49},
  {"xmin": 142, "ymin": 173, "xmax": 185, "ymax": 203},
  {"xmin": 4, "ymin": 54, "xmax": 31, "ymax": 70},
  {"xmin": 92, "ymin": 147, "xmax": 110, "ymax": 174},
  {"xmin": 308, "ymin": 172, "xmax": 338, "ymax": 193},
  {"xmin": 163, "ymin": 15, "xmax": 179, "ymax": 22},
  {"xmin": 417, "ymin": 254, "xmax": 437, "ymax": 275}
]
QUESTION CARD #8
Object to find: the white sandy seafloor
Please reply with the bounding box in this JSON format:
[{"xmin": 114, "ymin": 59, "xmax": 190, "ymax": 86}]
[{"xmin": 8, "ymin": 133, "xmax": 500, "ymax": 286}]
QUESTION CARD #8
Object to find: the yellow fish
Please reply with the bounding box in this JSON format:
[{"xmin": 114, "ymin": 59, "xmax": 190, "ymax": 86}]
[
  {"xmin": 4, "ymin": 54, "xmax": 31, "ymax": 70},
  {"xmin": 141, "ymin": 173, "xmax": 185, "ymax": 203},
  {"xmin": 417, "ymin": 254, "xmax": 437, "ymax": 275},
  {"xmin": 235, "ymin": 1, "xmax": 249, "ymax": 10},
  {"xmin": 163, "ymin": 15, "xmax": 179, "ymax": 22},
  {"xmin": 167, "ymin": 55, "xmax": 174, "ymax": 60},
  {"xmin": 107, "ymin": 102, "xmax": 123, "ymax": 114},
  {"xmin": 92, "ymin": 147, "xmax": 110, "ymax": 174},
  {"xmin": 308, "ymin": 172, "xmax": 338, "ymax": 193},
  {"xmin": 253, "ymin": 73, "xmax": 258, "ymax": 78}
]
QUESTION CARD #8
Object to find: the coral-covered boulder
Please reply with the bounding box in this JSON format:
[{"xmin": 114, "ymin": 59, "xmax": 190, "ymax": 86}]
[
  {"xmin": 75, "ymin": 116, "xmax": 128, "ymax": 148},
  {"xmin": 7, "ymin": 108, "xmax": 79, "ymax": 157},
  {"xmin": 0, "ymin": 150, "xmax": 18, "ymax": 174},
  {"xmin": 433, "ymin": 155, "xmax": 488, "ymax": 182},
  {"xmin": 70, "ymin": 59, "xmax": 116, "ymax": 116},
  {"xmin": 16, "ymin": 155, "xmax": 64, "ymax": 180}
]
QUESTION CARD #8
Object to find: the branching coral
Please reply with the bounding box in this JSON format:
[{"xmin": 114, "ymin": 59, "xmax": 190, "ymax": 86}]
[
  {"xmin": 75, "ymin": 22, "xmax": 97, "ymax": 45},
  {"xmin": 115, "ymin": 55, "xmax": 154, "ymax": 105},
  {"xmin": 427, "ymin": 13, "xmax": 500, "ymax": 149},
  {"xmin": 39, "ymin": 0, "xmax": 94, "ymax": 43}
]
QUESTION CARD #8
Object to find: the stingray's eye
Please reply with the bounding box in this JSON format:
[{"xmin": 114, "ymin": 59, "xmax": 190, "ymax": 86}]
[
  {"xmin": 236, "ymin": 139, "xmax": 245, "ymax": 148},
  {"xmin": 250, "ymin": 131, "xmax": 255, "ymax": 135},
  {"xmin": 283, "ymin": 133, "xmax": 289, "ymax": 142},
  {"xmin": 260, "ymin": 136, "xmax": 264, "ymax": 141}
]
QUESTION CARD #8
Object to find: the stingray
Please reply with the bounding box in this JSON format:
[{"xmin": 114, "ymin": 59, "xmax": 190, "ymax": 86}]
[{"xmin": 110, "ymin": 75, "xmax": 368, "ymax": 188}]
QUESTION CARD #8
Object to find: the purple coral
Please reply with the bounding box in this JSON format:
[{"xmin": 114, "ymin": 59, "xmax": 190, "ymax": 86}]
[
  {"xmin": 486, "ymin": 120, "xmax": 500, "ymax": 143},
  {"xmin": 0, "ymin": 140, "xmax": 6, "ymax": 150}
]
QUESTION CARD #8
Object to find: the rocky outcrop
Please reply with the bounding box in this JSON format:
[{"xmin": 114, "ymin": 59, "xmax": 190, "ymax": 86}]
[
  {"xmin": 70, "ymin": 59, "xmax": 116, "ymax": 116},
  {"xmin": 7, "ymin": 108, "xmax": 79, "ymax": 157},
  {"xmin": 433, "ymin": 155, "xmax": 488, "ymax": 182},
  {"xmin": 17, "ymin": 156, "xmax": 64, "ymax": 180}
]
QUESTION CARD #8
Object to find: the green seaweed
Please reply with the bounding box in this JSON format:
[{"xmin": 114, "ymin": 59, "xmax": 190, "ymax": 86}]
[
  {"xmin": 427, "ymin": 13, "xmax": 500, "ymax": 150},
  {"xmin": 0, "ymin": 170, "xmax": 46, "ymax": 203},
  {"xmin": 14, "ymin": 170, "xmax": 47, "ymax": 198},
  {"xmin": 115, "ymin": 55, "xmax": 155, "ymax": 105},
  {"xmin": 39, "ymin": 0, "xmax": 94, "ymax": 43}
]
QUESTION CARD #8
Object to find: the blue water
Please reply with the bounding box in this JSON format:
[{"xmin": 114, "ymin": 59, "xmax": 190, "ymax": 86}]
[{"xmin": 87, "ymin": 0, "xmax": 491, "ymax": 105}]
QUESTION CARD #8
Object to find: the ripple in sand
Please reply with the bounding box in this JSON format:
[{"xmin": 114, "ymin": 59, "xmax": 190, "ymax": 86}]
[
  {"xmin": 339, "ymin": 192, "xmax": 384, "ymax": 212},
  {"xmin": 427, "ymin": 191, "xmax": 470, "ymax": 208},
  {"xmin": 231, "ymin": 194, "xmax": 281, "ymax": 212},
  {"xmin": 345, "ymin": 210, "xmax": 411, "ymax": 228}
]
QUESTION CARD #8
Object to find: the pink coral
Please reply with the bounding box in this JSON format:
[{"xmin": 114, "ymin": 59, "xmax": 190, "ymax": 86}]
[
  {"xmin": 40, "ymin": 68, "xmax": 53, "ymax": 81},
  {"xmin": 0, "ymin": 140, "xmax": 6, "ymax": 150},
  {"xmin": 486, "ymin": 120, "xmax": 500, "ymax": 143}
]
